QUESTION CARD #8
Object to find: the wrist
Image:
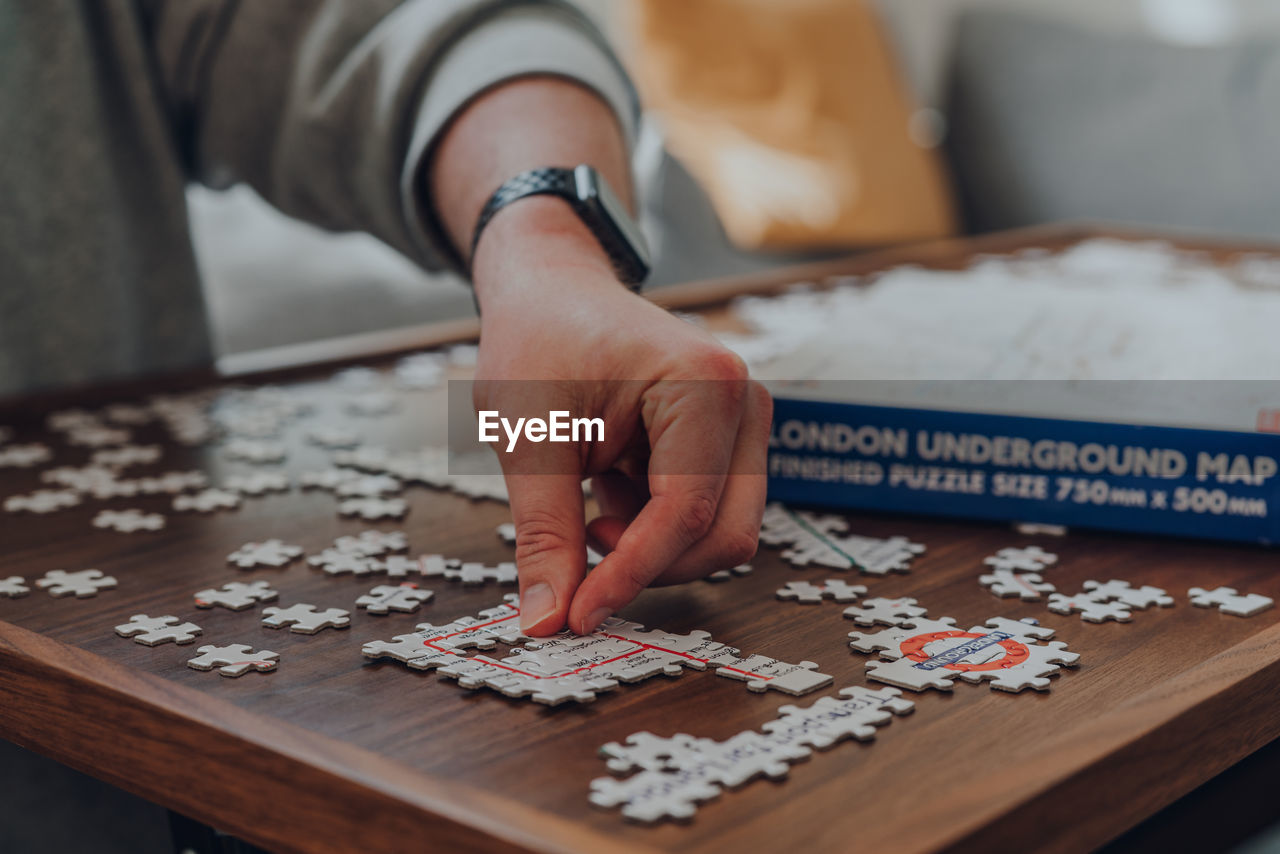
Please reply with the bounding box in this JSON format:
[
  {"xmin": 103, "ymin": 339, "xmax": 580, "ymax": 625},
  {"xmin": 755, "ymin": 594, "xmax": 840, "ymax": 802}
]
[{"xmin": 471, "ymin": 195, "xmax": 625, "ymax": 310}]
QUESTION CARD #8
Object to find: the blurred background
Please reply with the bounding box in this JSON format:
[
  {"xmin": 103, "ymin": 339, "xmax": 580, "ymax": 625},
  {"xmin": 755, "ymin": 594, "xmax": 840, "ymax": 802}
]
[{"xmin": 196, "ymin": 0, "xmax": 1280, "ymax": 354}]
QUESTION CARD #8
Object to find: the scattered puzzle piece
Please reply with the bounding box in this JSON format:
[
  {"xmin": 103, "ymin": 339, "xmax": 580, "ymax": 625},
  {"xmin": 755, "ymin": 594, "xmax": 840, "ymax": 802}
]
[
  {"xmin": 223, "ymin": 438, "xmax": 287, "ymax": 464},
  {"xmin": 979, "ymin": 568, "xmax": 1055, "ymax": 601},
  {"xmin": 187, "ymin": 644, "xmax": 279, "ymax": 677},
  {"xmin": 91, "ymin": 444, "xmax": 162, "ymax": 468},
  {"xmin": 115, "ymin": 614, "xmax": 203, "ymax": 646},
  {"xmin": 1188, "ymin": 586, "xmax": 1274, "ymax": 617},
  {"xmin": 93, "ymin": 508, "xmax": 165, "ymax": 533},
  {"xmin": 1085, "ymin": 580, "xmax": 1174, "ymax": 610},
  {"xmin": 194, "ymin": 580, "xmax": 279, "ymax": 611},
  {"xmin": 227, "ymin": 539, "xmax": 303, "ymax": 569},
  {"xmin": 1047, "ymin": 592, "xmax": 1132, "ymax": 624},
  {"xmin": 334, "ymin": 530, "xmax": 408, "ymax": 557},
  {"xmin": 261, "ymin": 604, "xmax": 351, "ymax": 634},
  {"xmin": 1047, "ymin": 579, "xmax": 1172, "ymax": 623},
  {"xmin": 4, "ymin": 489, "xmax": 81, "ymax": 513},
  {"xmin": 357, "ymin": 583, "xmax": 435, "ymax": 615},
  {"xmin": 339, "ymin": 497, "xmax": 408, "ymax": 520},
  {"xmin": 373, "ymin": 554, "xmax": 457, "ymax": 578},
  {"xmin": 308, "ymin": 550, "xmax": 380, "ymax": 576},
  {"xmin": 704, "ymin": 564, "xmax": 752, "ymax": 583},
  {"xmin": 984, "ymin": 546, "xmax": 1058, "ymax": 573},
  {"xmin": 0, "ymin": 576, "xmax": 30, "ymax": 598},
  {"xmin": 35, "ymin": 569, "xmax": 118, "ymax": 598},
  {"xmin": 223, "ymin": 471, "xmax": 290, "ymax": 496},
  {"xmin": 842, "ymin": 597, "xmax": 927, "ymax": 627},
  {"xmin": 776, "ymin": 579, "xmax": 867, "ymax": 604},
  {"xmin": 444, "ymin": 561, "xmax": 517, "ymax": 586},
  {"xmin": 335, "ymin": 474, "xmax": 402, "ymax": 498},
  {"xmin": 0, "ymin": 443, "xmax": 53, "ymax": 468},
  {"xmin": 172, "ymin": 489, "xmax": 241, "ymax": 512}
]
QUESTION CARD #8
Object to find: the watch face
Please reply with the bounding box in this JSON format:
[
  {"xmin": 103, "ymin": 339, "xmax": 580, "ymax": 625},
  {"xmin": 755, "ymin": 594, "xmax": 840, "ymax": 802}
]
[{"xmin": 574, "ymin": 165, "xmax": 652, "ymax": 275}]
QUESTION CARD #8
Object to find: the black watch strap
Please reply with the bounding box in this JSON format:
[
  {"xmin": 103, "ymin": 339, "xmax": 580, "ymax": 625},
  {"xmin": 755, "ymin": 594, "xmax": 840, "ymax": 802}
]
[{"xmin": 468, "ymin": 166, "xmax": 649, "ymax": 289}]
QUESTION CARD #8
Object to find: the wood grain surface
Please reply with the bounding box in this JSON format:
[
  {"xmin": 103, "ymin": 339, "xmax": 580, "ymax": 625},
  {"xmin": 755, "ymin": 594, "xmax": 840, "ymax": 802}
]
[{"xmin": 2, "ymin": 226, "xmax": 1279, "ymax": 854}]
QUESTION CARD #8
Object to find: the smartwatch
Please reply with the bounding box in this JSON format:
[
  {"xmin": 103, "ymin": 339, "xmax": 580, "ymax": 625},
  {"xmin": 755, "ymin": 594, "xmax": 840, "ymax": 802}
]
[{"xmin": 469, "ymin": 164, "xmax": 652, "ymax": 288}]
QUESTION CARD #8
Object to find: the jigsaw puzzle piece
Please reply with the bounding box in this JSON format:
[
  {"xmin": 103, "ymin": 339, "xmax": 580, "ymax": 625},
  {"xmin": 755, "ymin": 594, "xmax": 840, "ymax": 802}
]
[
  {"xmin": 1188, "ymin": 586, "xmax": 1274, "ymax": 617},
  {"xmin": 187, "ymin": 644, "xmax": 279, "ymax": 677}
]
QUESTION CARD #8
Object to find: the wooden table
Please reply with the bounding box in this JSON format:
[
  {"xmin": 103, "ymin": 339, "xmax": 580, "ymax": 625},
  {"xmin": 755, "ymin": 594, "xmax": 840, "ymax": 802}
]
[{"xmin": 3, "ymin": 225, "xmax": 1279, "ymax": 854}]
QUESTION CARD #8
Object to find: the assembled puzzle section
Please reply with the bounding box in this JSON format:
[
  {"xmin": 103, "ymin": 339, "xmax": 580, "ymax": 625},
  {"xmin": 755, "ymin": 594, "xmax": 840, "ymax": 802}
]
[
  {"xmin": 364, "ymin": 595, "xmax": 833, "ymax": 705},
  {"xmin": 849, "ymin": 616, "xmax": 1079, "ymax": 694},
  {"xmin": 589, "ymin": 686, "xmax": 914, "ymax": 823}
]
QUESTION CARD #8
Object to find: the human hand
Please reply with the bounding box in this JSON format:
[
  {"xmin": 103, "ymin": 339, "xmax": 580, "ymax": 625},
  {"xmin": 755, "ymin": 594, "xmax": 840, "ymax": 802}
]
[{"xmin": 471, "ymin": 199, "xmax": 772, "ymax": 636}]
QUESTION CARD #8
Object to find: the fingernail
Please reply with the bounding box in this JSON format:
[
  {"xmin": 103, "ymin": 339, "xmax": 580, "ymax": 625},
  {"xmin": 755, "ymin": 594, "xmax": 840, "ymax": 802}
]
[
  {"xmin": 520, "ymin": 583, "xmax": 557, "ymax": 632},
  {"xmin": 582, "ymin": 607, "xmax": 613, "ymax": 635}
]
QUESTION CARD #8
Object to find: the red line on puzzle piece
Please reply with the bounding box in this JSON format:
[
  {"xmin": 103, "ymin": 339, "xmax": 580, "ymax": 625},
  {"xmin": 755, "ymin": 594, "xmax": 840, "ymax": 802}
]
[{"xmin": 411, "ymin": 604, "xmax": 771, "ymax": 682}]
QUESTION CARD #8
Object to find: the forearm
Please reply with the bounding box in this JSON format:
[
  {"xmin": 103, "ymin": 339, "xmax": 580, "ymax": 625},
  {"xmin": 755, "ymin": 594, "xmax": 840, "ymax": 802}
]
[{"xmin": 428, "ymin": 75, "xmax": 634, "ymax": 311}]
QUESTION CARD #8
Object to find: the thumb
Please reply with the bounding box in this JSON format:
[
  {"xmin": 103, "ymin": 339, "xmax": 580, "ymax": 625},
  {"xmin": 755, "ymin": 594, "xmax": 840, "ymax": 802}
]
[{"xmin": 503, "ymin": 458, "xmax": 588, "ymax": 636}]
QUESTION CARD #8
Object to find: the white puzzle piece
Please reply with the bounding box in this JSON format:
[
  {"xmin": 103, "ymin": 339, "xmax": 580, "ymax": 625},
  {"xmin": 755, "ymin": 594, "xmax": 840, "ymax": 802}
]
[
  {"xmin": 115, "ymin": 614, "xmax": 203, "ymax": 646},
  {"xmin": 0, "ymin": 576, "xmax": 30, "ymax": 598},
  {"xmin": 1188, "ymin": 586, "xmax": 1274, "ymax": 617},
  {"xmin": 194, "ymin": 581, "xmax": 279, "ymax": 611},
  {"xmin": 776, "ymin": 579, "xmax": 866, "ymax": 604},
  {"xmin": 36, "ymin": 569, "xmax": 118, "ymax": 598},
  {"xmin": 979, "ymin": 568, "xmax": 1055, "ymax": 601},
  {"xmin": 223, "ymin": 471, "xmax": 290, "ymax": 496},
  {"xmin": 172, "ymin": 489, "xmax": 241, "ymax": 512},
  {"xmin": 93, "ymin": 509, "xmax": 164, "ymax": 533},
  {"xmin": 338, "ymin": 497, "xmax": 408, "ymax": 520},
  {"xmin": 4, "ymin": 489, "xmax": 81, "ymax": 513},
  {"xmin": 261, "ymin": 604, "xmax": 351, "ymax": 634},
  {"xmin": 187, "ymin": 644, "xmax": 279, "ymax": 677},
  {"xmin": 356, "ymin": 584, "xmax": 434, "ymax": 615},
  {"xmin": 227, "ymin": 539, "xmax": 303, "ymax": 569},
  {"xmin": 842, "ymin": 597, "xmax": 927, "ymax": 627},
  {"xmin": 983, "ymin": 546, "xmax": 1058, "ymax": 573}
]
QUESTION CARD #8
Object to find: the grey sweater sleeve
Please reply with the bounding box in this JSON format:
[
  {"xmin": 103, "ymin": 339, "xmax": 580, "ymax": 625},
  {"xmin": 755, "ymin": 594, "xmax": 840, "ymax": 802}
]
[{"xmin": 143, "ymin": 0, "xmax": 638, "ymax": 270}]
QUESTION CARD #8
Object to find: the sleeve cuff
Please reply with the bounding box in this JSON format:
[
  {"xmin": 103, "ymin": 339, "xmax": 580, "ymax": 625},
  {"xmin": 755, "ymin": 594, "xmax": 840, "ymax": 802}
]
[{"xmin": 400, "ymin": 4, "xmax": 639, "ymax": 272}]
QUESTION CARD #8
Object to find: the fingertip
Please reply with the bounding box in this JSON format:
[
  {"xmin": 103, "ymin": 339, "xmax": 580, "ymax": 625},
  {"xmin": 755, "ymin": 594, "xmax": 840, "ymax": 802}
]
[{"xmin": 518, "ymin": 580, "xmax": 564, "ymax": 636}]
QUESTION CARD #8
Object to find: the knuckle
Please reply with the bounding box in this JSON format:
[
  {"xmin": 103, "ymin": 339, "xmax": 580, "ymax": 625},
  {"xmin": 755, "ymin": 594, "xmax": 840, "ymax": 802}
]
[
  {"xmin": 512, "ymin": 511, "xmax": 578, "ymax": 567},
  {"xmin": 674, "ymin": 488, "xmax": 720, "ymax": 543},
  {"xmin": 719, "ymin": 528, "xmax": 760, "ymax": 566},
  {"xmin": 701, "ymin": 348, "xmax": 751, "ymax": 385},
  {"xmin": 614, "ymin": 557, "xmax": 655, "ymax": 597}
]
